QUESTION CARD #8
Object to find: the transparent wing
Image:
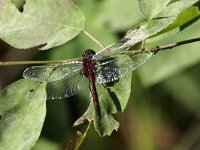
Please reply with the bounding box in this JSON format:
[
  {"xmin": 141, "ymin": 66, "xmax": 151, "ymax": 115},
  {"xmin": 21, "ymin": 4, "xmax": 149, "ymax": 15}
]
[
  {"xmin": 93, "ymin": 39, "xmax": 133, "ymax": 61},
  {"xmin": 95, "ymin": 50, "xmax": 153, "ymax": 84},
  {"xmin": 23, "ymin": 61, "xmax": 83, "ymax": 82},
  {"xmin": 46, "ymin": 70, "xmax": 87, "ymax": 100},
  {"xmin": 93, "ymin": 43, "xmax": 121, "ymax": 61}
]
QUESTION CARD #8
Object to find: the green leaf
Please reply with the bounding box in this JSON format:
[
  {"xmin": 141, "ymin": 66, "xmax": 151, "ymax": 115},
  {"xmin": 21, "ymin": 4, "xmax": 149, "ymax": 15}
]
[
  {"xmin": 11, "ymin": 0, "xmax": 26, "ymax": 10},
  {"xmin": 0, "ymin": 0, "xmax": 85, "ymax": 50},
  {"xmin": 73, "ymin": 49, "xmax": 153, "ymax": 136},
  {"xmin": 96, "ymin": 0, "xmax": 143, "ymax": 31},
  {"xmin": 78, "ymin": 74, "xmax": 132, "ymax": 137},
  {"xmin": 160, "ymin": 6, "xmax": 200, "ymax": 32},
  {"xmin": 138, "ymin": 20, "xmax": 200, "ymax": 87},
  {"xmin": 74, "ymin": 122, "xmax": 91, "ymax": 150},
  {"xmin": 121, "ymin": 17, "xmax": 176, "ymax": 48},
  {"xmin": 93, "ymin": 74, "xmax": 133, "ymax": 136},
  {"xmin": 0, "ymin": 79, "xmax": 46, "ymax": 149},
  {"xmin": 157, "ymin": 0, "xmax": 199, "ymax": 17},
  {"xmin": 121, "ymin": 0, "xmax": 199, "ymax": 48},
  {"xmin": 32, "ymin": 138, "xmax": 60, "ymax": 150},
  {"xmin": 93, "ymin": 103, "xmax": 120, "ymax": 137},
  {"xmin": 138, "ymin": 0, "xmax": 172, "ymax": 19},
  {"xmin": 146, "ymin": 28, "xmax": 180, "ymax": 43},
  {"xmin": 147, "ymin": 6, "xmax": 200, "ymax": 43}
]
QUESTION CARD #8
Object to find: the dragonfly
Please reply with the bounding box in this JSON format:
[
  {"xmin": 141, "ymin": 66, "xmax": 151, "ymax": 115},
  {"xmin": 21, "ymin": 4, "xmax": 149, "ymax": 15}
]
[{"xmin": 23, "ymin": 42, "xmax": 153, "ymax": 120}]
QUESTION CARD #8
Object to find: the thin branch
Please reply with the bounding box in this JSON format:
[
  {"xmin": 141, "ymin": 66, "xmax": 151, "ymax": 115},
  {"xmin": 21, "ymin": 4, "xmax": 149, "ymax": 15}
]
[
  {"xmin": 1, "ymin": 38, "xmax": 200, "ymax": 66},
  {"xmin": 151, "ymin": 37, "xmax": 200, "ymax": 53},
  {"xmin": 0, "ymin": 58, "xmax": 82, "ymax": 66},
  {"xmin": 83, "ymin": 30, "xmax": 105, "ymax": 49}
]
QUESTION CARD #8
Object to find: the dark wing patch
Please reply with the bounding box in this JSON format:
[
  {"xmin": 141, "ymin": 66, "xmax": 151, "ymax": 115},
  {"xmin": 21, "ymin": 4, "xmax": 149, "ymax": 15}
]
[{"xmin": 95, "ymin": 50, "xmax": 153, "ymax": 84}]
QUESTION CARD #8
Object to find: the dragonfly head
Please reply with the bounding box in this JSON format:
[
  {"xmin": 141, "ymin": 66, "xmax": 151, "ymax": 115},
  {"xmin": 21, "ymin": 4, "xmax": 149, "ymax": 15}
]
[{"xmin": 82, "ymin": 49, "xmax": 96, "ymax": 57}]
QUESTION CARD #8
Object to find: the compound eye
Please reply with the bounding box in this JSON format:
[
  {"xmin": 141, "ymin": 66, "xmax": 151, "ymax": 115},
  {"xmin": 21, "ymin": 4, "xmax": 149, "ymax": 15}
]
[
  {"xmin": 82, "ymin": 52, "xmax": 86, "ymax": 57},
  {"xmin": 90, "ymin": 50, "xmax": 96, "ymax": 55},
  {"xmin": 82, "ymin": 49, "xmax": 96, "ymax": 57}
]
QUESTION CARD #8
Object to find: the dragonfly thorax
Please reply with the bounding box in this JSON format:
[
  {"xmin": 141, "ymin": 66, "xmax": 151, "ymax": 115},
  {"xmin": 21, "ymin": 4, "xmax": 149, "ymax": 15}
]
[
  {"xmin": 82, "ymin": 49, "xmax": 96, "ymax": 81},
  {"xmin": 82, "ymin": 49, "xmax": 96, "ymax": 57}
]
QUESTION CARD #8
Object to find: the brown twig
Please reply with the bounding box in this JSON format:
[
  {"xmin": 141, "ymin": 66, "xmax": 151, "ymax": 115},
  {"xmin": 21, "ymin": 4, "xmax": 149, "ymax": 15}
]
[
  {"xmin": 83, "ymin": 30, "xmax": 105, "ymax": 49},
  {"xmin": 151, "ymin": 37, "xmax": 200, "ymax": 54},
  {"xmin": 0, "ymin": 58, "xmax": 82, "ymax": 66},
  {"xmin": 1, "ymin": 38, "xmax": 200, "ymax": 66}
]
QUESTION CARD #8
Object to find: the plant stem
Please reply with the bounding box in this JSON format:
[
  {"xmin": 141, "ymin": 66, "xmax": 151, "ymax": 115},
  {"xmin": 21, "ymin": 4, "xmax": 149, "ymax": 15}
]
[
  {"xmin": 0, "ymin": 58, "xmax": 82, "ymax": 66},
  {"xmin": 1, "ymin": 38, "xmax": 200, "ymax": 66},
  {"xmin": 83, "ymin": 30, "xmax": 105, "ymax": 49},
  {"xmin": 151, "ymin": 37, "xmax": 200, "ymax": 53}
]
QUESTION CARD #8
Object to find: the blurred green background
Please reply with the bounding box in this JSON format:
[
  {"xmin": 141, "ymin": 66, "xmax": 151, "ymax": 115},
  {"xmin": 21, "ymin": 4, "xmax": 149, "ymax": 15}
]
[{"xmin": 1, "ymin": 0, "xmax": 200, "ymax": 149}]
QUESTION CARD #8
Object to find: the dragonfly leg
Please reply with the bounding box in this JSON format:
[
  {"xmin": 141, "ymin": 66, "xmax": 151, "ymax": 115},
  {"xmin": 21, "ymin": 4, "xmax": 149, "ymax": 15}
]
[
  {"xmin": 141, "ymin": 40, "xmax": 146, "ymax": 51},
  {"xmin": 102, "ymin": 83, "xmax": 107, "ymax": 89},
  {"xmin": 95, "ymin": 82, "xmax": 107, "ymax": 89}
]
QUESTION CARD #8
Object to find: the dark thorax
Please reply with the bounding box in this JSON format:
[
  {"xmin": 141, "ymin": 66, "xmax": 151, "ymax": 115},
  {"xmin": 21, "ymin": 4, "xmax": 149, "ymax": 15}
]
[{"xmin": 82, "ymin": 49, "xmax": 96, "ymax": 81}]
